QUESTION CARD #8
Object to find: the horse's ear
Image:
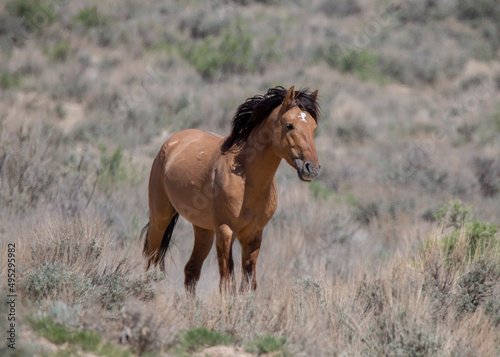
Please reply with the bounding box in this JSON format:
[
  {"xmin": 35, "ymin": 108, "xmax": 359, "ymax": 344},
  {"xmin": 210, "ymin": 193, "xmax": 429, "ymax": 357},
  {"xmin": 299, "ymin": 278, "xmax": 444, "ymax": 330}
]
[
  {"xmin": 284, "ymin": 86, "xmax": 295, "ymax": 106},
  {"xmin": 311, "ymin": 89, "xmax": 319, "ymax": 102}
]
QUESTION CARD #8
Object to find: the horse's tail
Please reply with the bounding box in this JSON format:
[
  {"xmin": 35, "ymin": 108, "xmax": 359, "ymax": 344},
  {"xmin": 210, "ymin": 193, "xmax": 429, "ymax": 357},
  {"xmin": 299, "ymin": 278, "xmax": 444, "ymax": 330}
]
[{"xmin": 142, "ymin": 213, "xmax": 180, "ymax": 272}]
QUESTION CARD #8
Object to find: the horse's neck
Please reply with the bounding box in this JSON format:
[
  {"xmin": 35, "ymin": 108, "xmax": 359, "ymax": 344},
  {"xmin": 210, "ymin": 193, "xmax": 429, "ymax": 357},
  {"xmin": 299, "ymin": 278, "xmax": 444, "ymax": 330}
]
[{"xmin": 235, "ymin": 126, "xmax": 281, "ymax": 190}]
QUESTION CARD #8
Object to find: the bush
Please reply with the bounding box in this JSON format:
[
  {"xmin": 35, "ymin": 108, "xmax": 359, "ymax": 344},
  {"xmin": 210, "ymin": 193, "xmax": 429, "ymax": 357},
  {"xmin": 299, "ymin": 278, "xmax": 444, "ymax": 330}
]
[
  {"xmin": 455, "ymin": 257, "xmax": 497, "ymax": 316},
  {"xmin": 22, "ymin": 262, "xmax": 92, "ymax": 301},
  {"xmin": 354, "ymin": 201, "xmax": 380, "ymax": 226},
  {"xmin": 43, "ymin": 301, "xmax": 82, "ymax": 328},
  {"xmin": 121, "ymin": 303, "xmax": 165, "ymax": 355},
  {"xmin": 182, "ymin": 18, "xmax": 254, "ymax": 80},
  {"xmin": 73, "ymin": 5, "xmax": 109, "ymax": 29},
  {"xmin": 29, "ymin": 316, "xmax": 131, "ymax": 356},
  {"xmin": 0, "ymin": 71, "xmax": 21, "ymax": 89},
  {"xmin": 355, "ymin": 276, "xmax": 387, "ymax": 316},
  {"xmin": 456, "ymin": 0, "xmax": 500, "ymax": 23},
  {"xmin": 325, "ymin": 47, "xmax": 386, "ymax": 83},
  {"xmin": 245, "ymin": 335, "xmax": 289, "ymax": 356},
  {"xmin": 50, "ymin": 40, "xmax": 71, "ymax": 62},
  {"xmin": 365, "ymin": 311, "xmax": 441, "ymax": 357},
  {"xmin": 178, "ymin": 327, "xmax": 234, "ymax": 353},
  {"xmin": 99, "ymin": 145, "xmax": 124, "ymax": 181},
  {"xmin": 30, "ymin": 317, "xmax": 101, "ymax": 350},
  {"xmin": 97, "ymin": 267, "xmax": 156, "ymax": 310},
  {"xmin": 293, "ymin": 276, "xmax": 325, "ymax": 303},
  {"xmin": 438, "ymin": 215, "xmax": 498, "ymax": 263},
  {"xmin": 318, "ymin": 0, "xmax": 361, "ymax": 17},
  {"xmin": 484, "ymin": 299, "xmax": 500, "ymax": 326},
  {"xmin": 6, "ymin": 0, "xmax": 57, "ymax": 31},
  {"xmin": 309, "ymin": 181, "xmax": 336, "ymax": 200},
  {"xmin": 420, "ymin": 201, "xmax": 500, "ymax": 323},
  {"xmin": 434, "ymin": 199, "xmax": 471, "ymax": 228},
  {"xmin": 473, "ymin": 157, "xmax": 500, "ymax": 197}
]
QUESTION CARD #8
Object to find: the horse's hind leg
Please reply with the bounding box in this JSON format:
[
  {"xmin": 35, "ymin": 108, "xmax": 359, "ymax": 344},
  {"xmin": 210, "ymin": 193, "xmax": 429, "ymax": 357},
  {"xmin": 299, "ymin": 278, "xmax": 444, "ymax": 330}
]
[
  {"xmin": 144, "ymin": 156, "xmax": 177, "ymax": 270},
  {"xmin": 184, "ymin": 225, "xmax": 214, "ymax": 295}
]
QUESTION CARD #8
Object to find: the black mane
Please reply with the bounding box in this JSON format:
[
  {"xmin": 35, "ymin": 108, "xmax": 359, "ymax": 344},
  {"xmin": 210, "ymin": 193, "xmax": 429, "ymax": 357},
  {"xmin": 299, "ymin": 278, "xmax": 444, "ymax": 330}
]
[{"xmin": 221, "ymin": 86, "xmax": 320, "ymax": 153}]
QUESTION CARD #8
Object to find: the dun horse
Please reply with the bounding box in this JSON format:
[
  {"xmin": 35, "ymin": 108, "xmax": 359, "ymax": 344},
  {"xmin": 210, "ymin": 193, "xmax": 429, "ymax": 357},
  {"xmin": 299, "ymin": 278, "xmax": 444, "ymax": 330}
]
[{"xmin": 142, "ymin": 86, "xmax": 321, "ymax": 294}]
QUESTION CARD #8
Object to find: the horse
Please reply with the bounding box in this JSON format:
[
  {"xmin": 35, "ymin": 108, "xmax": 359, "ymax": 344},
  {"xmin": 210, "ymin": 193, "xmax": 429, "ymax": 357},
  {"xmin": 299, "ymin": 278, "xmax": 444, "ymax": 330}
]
[{"xmin": 142, "ymin": 86, "xmax": 321, "ymax": 294}]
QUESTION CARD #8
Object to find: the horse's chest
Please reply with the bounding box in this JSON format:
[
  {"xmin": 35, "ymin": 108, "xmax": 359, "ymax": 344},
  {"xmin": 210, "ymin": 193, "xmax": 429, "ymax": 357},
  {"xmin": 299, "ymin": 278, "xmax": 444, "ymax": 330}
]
[
  {"xmin": 236, "ymin": 190, "xmax": 277, "ymax": 237},
  {"xmin": 237, "ymin": 205, "xmax": 274, "ymax": 238},
  {"xmin": 241, "ymin": 203, "xmax": 274, "ymax": 225}
]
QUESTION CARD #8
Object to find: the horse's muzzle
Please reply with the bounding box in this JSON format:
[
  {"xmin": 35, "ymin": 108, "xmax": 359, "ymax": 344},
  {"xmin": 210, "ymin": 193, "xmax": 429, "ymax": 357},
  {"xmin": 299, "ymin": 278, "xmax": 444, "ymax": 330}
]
[{"xmin": 294, "ymin": 159, "xmax": 321, "ymax": 182}]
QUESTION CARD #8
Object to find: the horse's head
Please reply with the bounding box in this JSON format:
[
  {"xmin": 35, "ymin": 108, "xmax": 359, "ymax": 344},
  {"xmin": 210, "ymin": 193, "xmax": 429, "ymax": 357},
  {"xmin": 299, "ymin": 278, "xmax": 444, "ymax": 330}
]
[{"xmin": 272, "ymin": 86, "xmax": 321, "ymax": 182}]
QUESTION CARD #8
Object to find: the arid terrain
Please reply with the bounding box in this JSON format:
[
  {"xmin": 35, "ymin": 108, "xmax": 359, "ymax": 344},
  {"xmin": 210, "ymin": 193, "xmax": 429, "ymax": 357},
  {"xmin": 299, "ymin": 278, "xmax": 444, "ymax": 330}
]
[{"xmin": 1, "ymin": 0, "xmax": 499, "ymax": 356}]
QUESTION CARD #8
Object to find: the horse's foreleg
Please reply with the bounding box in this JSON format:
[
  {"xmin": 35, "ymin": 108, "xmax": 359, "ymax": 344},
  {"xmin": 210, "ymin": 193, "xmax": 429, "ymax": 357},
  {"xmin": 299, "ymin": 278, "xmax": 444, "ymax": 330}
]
[
  {"xmin": 240, "ymin": 231, "xmax": 262, "ymax": 292},
  {"xmin": 184, "ymin": 225, "xmax": 214, "ymax": 295},
  {"xmin": 215, "ymin": 224, "xmax": 235, "ymax": 294}
]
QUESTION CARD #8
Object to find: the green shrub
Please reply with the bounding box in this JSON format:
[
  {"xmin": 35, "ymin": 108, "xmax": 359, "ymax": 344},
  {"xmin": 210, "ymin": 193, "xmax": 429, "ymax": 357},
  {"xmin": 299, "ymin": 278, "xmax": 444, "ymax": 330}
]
[
  {"xmin": 354, "ymin": 201, "xmax": 380, "ymax": 226},
  {"xmin": 355, "ymin": 275, "xmax": 387, "ymax": 316},
  {"xmin": 456, "ymin": 0, "xmax": 500, "ymax": 23},
  {"xmin": 6, "ymin": 0, "xmax": 56, "ymax": 30},
  {"xmin": 182, "ymin": 18, "xmax": 254, "ymax": 80},
  {"xmin": 50, "ymin": 40, "xmax": 71, "ymax": 62},
  {"xmin": 484, "ymin": 299, "xmax": 500, "ymax": 326},
  {"xmin": 365, "ymin": 311, "xmax": 441, "ymax": 357},
  {"xmin": 73, "ymin": 5, "xmax": 109, "ymax": 28},
  {"xmin": 456, "ymin": 257, "xmax": 497, "ymax": 316},
  {"xmin": 30, "ymin": 316, "xmax": 101, "ymax": 350},
  {"xmin": 99, "ymin": 145, "xmax": 124, "ymax": 180},
  {"xmin": 473, "ymin": 157, "xmax": 500, "ymax": 198},
  {"xmin": 97, "ymin": 270, "xmax": 155, "ymax": 310},
  {"xmin": 179, "ymin": 327, "xmax": 233, "ymax": 353},
  {"xmin": 245, "ymin": 335, "xmax": 289, "ymax": 356},
  {"xmin": 45, "ymin": 301, "xmax": 82, "ymax": 328},
  {"xmin": 440, "ymin": 216, "xmax": 498, "ymax": 262},
  {"xmin": 22, "ymin": 262, "xmax": 92, "ymax": 301},
  {"xmin": 434, "ymin": 199, "xmax": 471, "ymax": 228},
  {"xmin": 325, "ymin": 47, "xmax": 386, "ymax": 83},
  {"xmin": 29, "ymin": 316, "xmax": 131, "ymax": 356},
  {"xmin": 309, "ymin": 181, "xmax": 336, "ymax": 200},
  {"xmin": 0, "ymin": 71, "xmax": 21, "ymax": 89}
]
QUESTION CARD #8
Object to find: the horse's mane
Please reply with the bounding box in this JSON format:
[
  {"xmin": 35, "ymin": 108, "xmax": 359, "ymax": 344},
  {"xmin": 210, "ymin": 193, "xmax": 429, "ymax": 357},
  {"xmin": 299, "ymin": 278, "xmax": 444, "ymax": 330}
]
[{"xmin": 221, "ymin": 86, "xmax": 320, "ymax": 153}]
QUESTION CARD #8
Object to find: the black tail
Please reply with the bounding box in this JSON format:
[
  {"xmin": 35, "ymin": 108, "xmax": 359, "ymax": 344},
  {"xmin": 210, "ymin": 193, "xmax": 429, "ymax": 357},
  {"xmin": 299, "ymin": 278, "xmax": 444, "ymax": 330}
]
[{"xmin": 142, "ymin": 213, "xmax": 180, "ymax": 272}]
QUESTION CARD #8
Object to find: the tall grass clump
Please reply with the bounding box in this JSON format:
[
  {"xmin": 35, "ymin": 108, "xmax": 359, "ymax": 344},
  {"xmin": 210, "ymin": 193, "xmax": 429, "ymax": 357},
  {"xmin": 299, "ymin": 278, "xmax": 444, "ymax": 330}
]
[
  {"xmin": 20, "ymin": 215, "xmax": 111, "ymax": 303},
  {"xmin": 19, "ymin": 215, "xmax": 155, "ymax": 308}
]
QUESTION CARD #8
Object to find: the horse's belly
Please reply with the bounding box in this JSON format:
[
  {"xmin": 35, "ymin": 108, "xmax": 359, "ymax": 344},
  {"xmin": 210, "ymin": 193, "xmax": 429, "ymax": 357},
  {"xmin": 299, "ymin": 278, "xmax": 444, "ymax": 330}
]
[{"xmin": 161, "ymin": 130, "xmax": 221, "ymax": 231}]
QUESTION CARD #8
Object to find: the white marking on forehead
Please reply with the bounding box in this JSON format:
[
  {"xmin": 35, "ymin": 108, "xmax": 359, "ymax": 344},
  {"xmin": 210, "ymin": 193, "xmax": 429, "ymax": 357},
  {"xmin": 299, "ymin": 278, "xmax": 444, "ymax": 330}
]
[{"xmin": 299, "ymin": 112, "xmax": 307, "ymax": 122}]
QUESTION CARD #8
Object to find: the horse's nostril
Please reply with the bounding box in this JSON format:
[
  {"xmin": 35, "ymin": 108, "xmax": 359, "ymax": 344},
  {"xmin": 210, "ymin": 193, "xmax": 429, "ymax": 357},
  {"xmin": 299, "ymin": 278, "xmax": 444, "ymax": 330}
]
[{"xmin": 304, "ymin": 161, "xmax": 312, "ymax": 174}]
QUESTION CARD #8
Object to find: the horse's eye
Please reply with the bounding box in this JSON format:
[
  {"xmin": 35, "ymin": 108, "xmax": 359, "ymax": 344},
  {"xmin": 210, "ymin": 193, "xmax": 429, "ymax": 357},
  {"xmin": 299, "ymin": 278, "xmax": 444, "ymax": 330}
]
[{"xmin": 286, "ymin": 123, "xmax": 294, "ymax": 131}]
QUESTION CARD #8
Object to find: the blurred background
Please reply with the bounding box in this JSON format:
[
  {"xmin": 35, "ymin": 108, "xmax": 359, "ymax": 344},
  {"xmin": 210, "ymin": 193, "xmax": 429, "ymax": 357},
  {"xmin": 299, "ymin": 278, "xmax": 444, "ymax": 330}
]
[{"xmin": 1, "ymin": 0, "xmax": 499, "ymax": 356}]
